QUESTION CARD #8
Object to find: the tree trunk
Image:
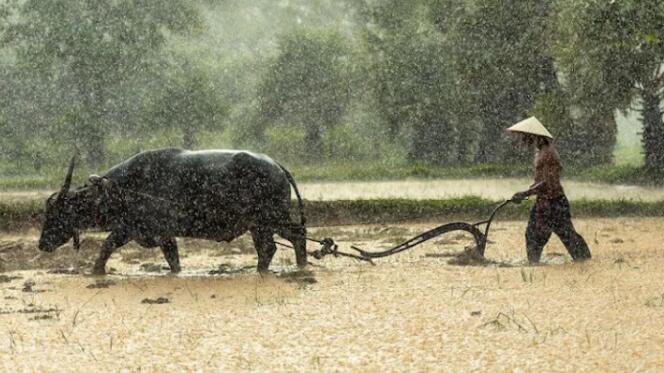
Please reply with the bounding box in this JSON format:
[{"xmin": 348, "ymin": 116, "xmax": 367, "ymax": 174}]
[
  {"xmin": 587, "ymin": 114, "xmax": 616, "ymax": 165},
  {"xmin": 539, "ymin": 56, "xmax": 559, "ymax": 94},
  {"xmin": 86, "ymin": 131, "xmax": 106, "ymax": 168},
  {"xmin": 304, "ymin": 124, "xmax": 322, "ymax": 161},
  {"xmin": 183, "ymin": 127, "xmax": 196, "ymax": 150},
  {"xmin": 474, "ymin": 113, "xmax": 504, "ymax": 163},
  {"xmin": 455, "ymin": 125, "xmax": 473, "ymax": 164},
  {"xmin": 78, "ymin": 77, "xmax": 107, "ymax": 168},
  {"xmin": 641, "ymin": 86, "xmax": 664, "ymax": 173},
  {"xmin": 408, "ymin": 112, "xmax": 456, "ymax": 164}
]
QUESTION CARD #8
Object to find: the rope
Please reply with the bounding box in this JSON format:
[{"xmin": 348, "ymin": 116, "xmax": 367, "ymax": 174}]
[{"xmin": 275, "ymin": 237, "xmax": 375, "ymax": 265}]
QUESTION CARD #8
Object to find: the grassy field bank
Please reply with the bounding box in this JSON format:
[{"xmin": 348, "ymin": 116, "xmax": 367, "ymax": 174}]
[
  {"xmin": 1, "ymin": 161, "xmax": 661, "ymax": 190},
  {"xmin": 2, "ymin": 197, "xmax": 663, "ymax": 232}
]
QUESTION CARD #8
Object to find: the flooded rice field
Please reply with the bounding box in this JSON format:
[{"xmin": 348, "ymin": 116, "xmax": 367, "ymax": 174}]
[
  {"xmin": 299, "ymin": 178, "xmax": 664, "ymax": 201},
  {"xmin": 1, "ymin": 218, "xmax": 664, "ymax": 371},
  {"xmin": 4, "ymin": 178, "xmax": 664, "ymax": 203}
]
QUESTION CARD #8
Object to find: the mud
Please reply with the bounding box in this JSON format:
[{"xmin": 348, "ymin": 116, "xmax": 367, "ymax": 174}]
[
  {"xmin": 85, "ymin": 279, "xmax": 116, "ymax": 289},
  {"xmin": 141, "ymin": 297, "xmax": 170, "ymax": 304},
  {"xmin": 0, "ymin": 275, "xmax": 21, "ymax": 283},
  {"xmin": 0, "ymin": 218, "xmax": 664, "ymax": 371},
  {"xmin": 0, "ymin": 233, "xmax": 257, "ymax": 274},
  {"xmin": 444, "ymin": 248, "xmax": 516, "ymax": 267}
]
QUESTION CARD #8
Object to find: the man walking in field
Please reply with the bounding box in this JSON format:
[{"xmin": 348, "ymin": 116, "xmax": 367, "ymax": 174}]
[{"xmin": 508, "ymin": 117, "xmax": 592, "ymax": 263}]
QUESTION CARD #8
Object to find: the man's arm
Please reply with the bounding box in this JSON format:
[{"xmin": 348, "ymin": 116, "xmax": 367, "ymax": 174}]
[{"xmin": 511, "ymin": 181, "xmax": 544, "ymax": 202}]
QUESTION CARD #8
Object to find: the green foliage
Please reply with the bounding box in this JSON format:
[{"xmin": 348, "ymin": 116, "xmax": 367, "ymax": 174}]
[
  {"xmin": 530, "ymin": 91, "xmax": 615, "ymax": 166},
  {"xmin": 613, "ymin": 145, "xmax": 643, "ymax": 167},
  {"xmin": 0, "ymin": 199, "xmax": 43, "ymax": 232},
  {"xmin": 441, "ymin": 0, "xmax": 559, "ymax": 163},
  {"xmin": 261, "ymin": 121, "xmax": 380, "ymax": 165},
  {"xmin": 321, "ymin": 123, "xmax": 372, "ymax": 162},
  {"xmin": 145, "ymin": 62, "xmax": 228, "ymax": 149},
  {"xmin": 289, "ymin": 161, "xmax": 525, "ymax": 182},
  {"xmin": 0, "ymin": 0, "xmax": 663, "ymax": 182},
  {"xmin": 256, "ymin": 27, "xmax": 352, "ymax": 159},
  {"xmin": 553, "ymin": 0, "xmax": 664, "ymax": 172},
  {"xmin": 3, "ymin": 155, "xmax": 663, "ymax": 189},
  {"xmin": 358, "ymin": 0, "xmax": 459, "ymax": 164},
  {"xmin": 2, "ymin": 0, "xmax": 202, "ymax": 166},
  {"xmin": 263, "ymin": 125, "xmax": 308, "ymax": 164}
]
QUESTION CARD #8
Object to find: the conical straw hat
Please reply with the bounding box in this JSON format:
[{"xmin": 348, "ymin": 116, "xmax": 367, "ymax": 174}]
[{"xmin": 507, "ymin": 116, "xmax": 553, "ymax": 139}]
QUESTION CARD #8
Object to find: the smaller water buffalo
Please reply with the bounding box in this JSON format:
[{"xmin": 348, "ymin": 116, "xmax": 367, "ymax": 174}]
[{"xmin": 38, "ymin": 148, "xmax": 307, "ymax": 274}]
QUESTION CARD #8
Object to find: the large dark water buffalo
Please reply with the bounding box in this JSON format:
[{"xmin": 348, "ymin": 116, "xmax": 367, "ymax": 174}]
[{"xmin": 38, "ymin": 148, "xmax": 307, "ymax": 274}]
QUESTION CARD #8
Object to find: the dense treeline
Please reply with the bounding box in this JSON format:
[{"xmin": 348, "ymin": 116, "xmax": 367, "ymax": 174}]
[{"xmin": 0, "ymin": 0, "xmax": 662, "ymax": 176}]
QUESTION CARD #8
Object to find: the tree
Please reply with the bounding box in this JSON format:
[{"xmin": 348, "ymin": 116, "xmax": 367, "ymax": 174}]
[
  {"xmin": 0, "ymin": 58, "xmax": 67, "ymax": 170},
  {"xmin": 256, "ymin": 27, "xmax": 351, "ymax": 160},
  {"xmin": 2, "ymin": 0, "xmax": 202, "ymax": 166},
  {"xmin": 436, "ymin": 0, "xmax": 564, "ymax": 163},
  {"xmin": 356, "ymin": 0, "xmax": 460, "ymax": 164},
  {"xmin": 553, "ymin": 0, "xmax": 664, "ymax": 173},
  {"xmin": 146, "ymin": 63, "xmax": 227, "ymax": 149}
]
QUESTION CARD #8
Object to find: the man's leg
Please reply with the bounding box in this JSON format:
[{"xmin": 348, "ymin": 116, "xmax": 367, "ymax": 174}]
[
  {"xmin": 550, "ymin": 196, "xmax": 591, "ymax": 261},
  {"xmin": 525, "ymin": 201, "xmax": 552, "ymax": 263}
]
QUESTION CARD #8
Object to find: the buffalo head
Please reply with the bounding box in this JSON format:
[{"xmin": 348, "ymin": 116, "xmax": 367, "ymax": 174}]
[
  {"xmin": 39, "ymin": 156, "xmax": 80, "ymax": 252},
  {"xmin": 38, "ymin": 157, "xmax": 113, "ymax": 252}
]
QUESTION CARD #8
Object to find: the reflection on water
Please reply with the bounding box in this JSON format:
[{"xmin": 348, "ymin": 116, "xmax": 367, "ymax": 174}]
[
  {"xmin": 300, "ymin": 178, "xmax": 664, "ymax": 201},
  {"xmin": 2, "ymin": 178, "xmax": 663, "ymax": 202}
]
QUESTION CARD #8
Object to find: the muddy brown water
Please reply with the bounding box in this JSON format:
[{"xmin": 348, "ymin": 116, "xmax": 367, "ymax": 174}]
[{"xmin": 1, "ymin": 218, "xmax": 664, "ymax": 370}]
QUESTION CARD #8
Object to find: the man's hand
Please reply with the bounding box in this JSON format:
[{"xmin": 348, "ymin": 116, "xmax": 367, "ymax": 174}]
[{"xmin": 511, "ymin": 191, "xmax": 528, "ymax": 203}]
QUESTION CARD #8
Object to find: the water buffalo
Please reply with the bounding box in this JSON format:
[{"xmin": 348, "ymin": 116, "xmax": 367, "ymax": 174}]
[{"xmin": 38, "ymin": 148, "xmax": 307, "ymax": 275}]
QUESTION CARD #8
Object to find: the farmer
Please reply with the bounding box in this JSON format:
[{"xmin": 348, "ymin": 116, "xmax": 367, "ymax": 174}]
[{"xmin": 508, "ymin": 117, "xmax": 592, "ymax": 263}]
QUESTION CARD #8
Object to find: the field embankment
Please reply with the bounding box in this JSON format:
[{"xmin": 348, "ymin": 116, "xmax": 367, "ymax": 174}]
[
  {"xmin": 2, "ymin": 196, "xmax": 664, "ymax": 232},
  {"xmin": 1, "ymin": 161, "xmax": 661, "ymax": 190}
]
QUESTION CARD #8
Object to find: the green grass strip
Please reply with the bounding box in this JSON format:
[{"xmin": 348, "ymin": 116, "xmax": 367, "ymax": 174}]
[
  {"xmin": 3, "ymin": 162, "xmax": 663, "ymax": 188},
  {"xmin": 0, "ymin": 199, "xmax": 44, "ymax": 232},
  {"xmin": 2, "ymin": 197, "xmax": 663, "ymax": 232}
]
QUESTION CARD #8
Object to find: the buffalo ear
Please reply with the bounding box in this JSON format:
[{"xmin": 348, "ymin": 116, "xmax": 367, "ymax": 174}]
[
  {"xmin": 88, "ymin": 174, "xmax": 102, "ymax": 185},
  {"xmin": 100, "ymin": 177, "xmax": 112, "ymax": 189},
  {"xmin": 89, "ymin": 175, "xmax": 113, "ymax": 190}
]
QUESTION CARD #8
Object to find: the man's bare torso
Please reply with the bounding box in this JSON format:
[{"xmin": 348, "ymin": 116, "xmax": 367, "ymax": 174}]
[{"xmin": 533, "ymin": 143, "xmax": 564, "ymax": 199}]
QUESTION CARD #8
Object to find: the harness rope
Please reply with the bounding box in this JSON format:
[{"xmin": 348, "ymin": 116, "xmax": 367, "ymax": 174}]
[
  {"xmin": 90, "ymin": 183, "xmax": 370, "ymax": 262},
  {"xmin": 86, "ymin": 182, "xmax": 516, "ymax": 265}
]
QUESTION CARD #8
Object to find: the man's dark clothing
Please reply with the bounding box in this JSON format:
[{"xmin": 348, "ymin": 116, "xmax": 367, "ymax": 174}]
[{"xmin": 525, "ymin": 195, "xmax": 592, "ymax": 263}]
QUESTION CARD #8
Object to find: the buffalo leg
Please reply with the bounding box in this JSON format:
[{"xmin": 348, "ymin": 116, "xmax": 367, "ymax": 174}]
[
  {"xmin": 278, "ymin": 223, "xmax": 307, "ymax": 268},
  {"xmin": 93, "ymin": 231, "xmax": 129, "ymax": 275},
  {"xmin": 160, "ymin": 238, "xmax": 181, "ymax": 273},
  {"xmin": 251, "ymin": 228, "xmax": 277, "ymax": 273}
]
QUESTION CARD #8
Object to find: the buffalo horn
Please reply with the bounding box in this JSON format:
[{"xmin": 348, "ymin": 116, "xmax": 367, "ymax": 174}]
[{"xmin": 57, "ymin": 155, "xmax": 77, "ymax": 202}]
